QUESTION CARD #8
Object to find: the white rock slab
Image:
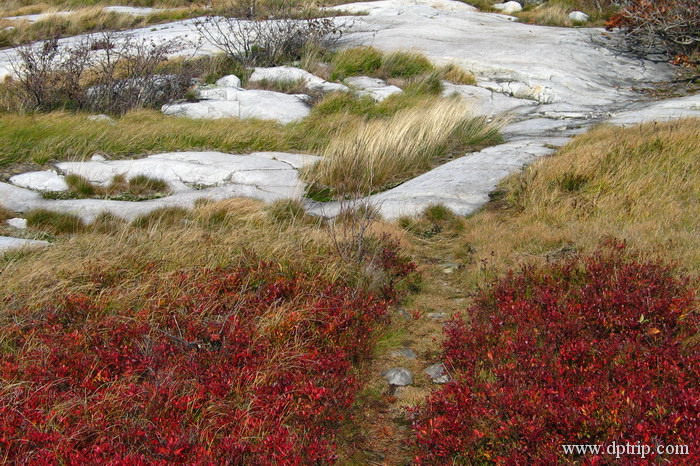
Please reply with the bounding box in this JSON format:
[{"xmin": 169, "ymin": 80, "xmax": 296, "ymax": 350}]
[
  {"xmin": 57, "ymin": 151, "xmax": 301, "ymax": 188},
  {"xmin": 608, "ymin": 94, "xmax": 700, "ymax": 126},
  {"xmin": 344, "ymin": 76, "xmax": 402, "ymax": 101},
  {"xmin": 502, "ymin": 118, "xmax": 572, "ymax": 137},
  {"xmin": 164, "ymin": 89, "xmax": 310, "ymax": 123},
  {"xmin": 331, "ymin": 0, "xmax": 673, "ymax": 107},
  {"xmin": 249, "ymin": 66, "xmax": 349, "ymax": 93},
  {"xmin": 9, "ymin": 151, "xmax": 319, "ymax": 223},
  {"xmin": 0, "ymin": 236, "xmax": 49, "ymax": 253},
  {"xmin": 0, "ymin": 182, "xmax": 43, "ymax": 212},
  {"xmin": 9, "ymin": 171, "xmax": 69, "ymax": 192},
  {"xmin": 6, "ymin": 218, "xmax": 27, "ymax": 229},
  {"xmin": 441, "ymin": 81, "xmax": 537, "ymax": 115}
]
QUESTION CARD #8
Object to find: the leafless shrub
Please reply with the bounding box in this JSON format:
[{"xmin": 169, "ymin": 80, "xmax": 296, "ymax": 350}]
[
  {"xmin": 323, "ymin": 198, "xmax": 381, "ymax": 265},
  {"xmin": 607, "ymin": 0, "xmax": 700, "ymax": 62},
  {"xmin": 10, "ymin": 33, "xmax": 195, "ymax": 114},
  {"xmin": 193, "ymin": 15, "xmax": 345, "ymax": 67}
]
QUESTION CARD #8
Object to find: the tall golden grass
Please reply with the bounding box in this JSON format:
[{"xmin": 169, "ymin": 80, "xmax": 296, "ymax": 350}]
[
  {"xmin": 302, "ymin": 98, "xmax": 502, "ymax": 196},
  {"xmin": 406, "ymin": 118, "xmax": 700, "ymax": 290}
]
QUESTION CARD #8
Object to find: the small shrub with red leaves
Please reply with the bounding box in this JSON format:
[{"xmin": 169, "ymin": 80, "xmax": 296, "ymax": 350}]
[
  {"xmin": 413, "ymin": 245, "xmax": 699, "ymax": 464},
  {"xmin": 0, "ymin": 245, "xmax": 415, "ymax": 463}
]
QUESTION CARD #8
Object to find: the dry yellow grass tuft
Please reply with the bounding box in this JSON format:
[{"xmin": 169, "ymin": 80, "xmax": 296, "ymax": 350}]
[
  {"xmin": 302, "ymin": 98, "xmax": 502, "ymax": 197},
  {"xmin": 0, "ymin": 198, "xmax": 345, "ymax": 311},
  {"xmin": 516, "ymin": 4, "xmax": 573, "ymax": 26},
  {"xmin": 0, "ymin": 6, "xmax": 204, "ymax": 46}
]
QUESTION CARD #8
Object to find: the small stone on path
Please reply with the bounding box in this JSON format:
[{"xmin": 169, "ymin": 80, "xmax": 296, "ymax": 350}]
[
  {"xmin": 382, "ymin": 367, "xmax": 413, "ymax": 386},
  {"xmin": 391, "ymin": 347, "xmax": 417, "ymax": 359},
  {"xmin": 424, "ymin": 363, "xmax": 450, "ymax": 384}
]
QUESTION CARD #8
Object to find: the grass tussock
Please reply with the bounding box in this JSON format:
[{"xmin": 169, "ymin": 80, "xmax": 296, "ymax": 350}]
[
  {"xmin": 302, "ymin": 98, "xmax": 502, "ymax": 197},
  {"xmin": 25, "ymin": 208, "xmax": 84, "ymax": 235},
  {"xmin": 439, "ymin": 64, "xmax": 476, "ymax": 85},
  {"xmin": 328, "ymin": 47, "xmax": 474, "ymax": 85},
  {"xmin": 0, "ymin": 205, "xmax": 14, "ymax": 222},
  {"xmin": 43, "ymin": 173, "xmax": 171, "ymax": 201}
]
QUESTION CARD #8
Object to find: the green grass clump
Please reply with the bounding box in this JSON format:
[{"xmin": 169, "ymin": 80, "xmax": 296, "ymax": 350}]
[
  {"xmin": 26, "ymin": 209, "xmax": 84, "ymax": 235},
  {"xmin": 380, "ymin": 51, "xmax": 434, "ymax": 78},
  {"xmin": 330, "ymin": 47, "xmax": 383, "ymax": 80},
  {"xmin": 125, "ymin": 175, "xmax": 170, "ymax": 196},
  {"xmin": 439, "ymin": 64, "xmax": 476, "ymax": 85},
  {"xmin": 311, "ymin": 92, "xmax": 379, "ymax": 117},
  {"xmin": 65, "ymin": 174, "xmax": 97, "ymax": 197}
]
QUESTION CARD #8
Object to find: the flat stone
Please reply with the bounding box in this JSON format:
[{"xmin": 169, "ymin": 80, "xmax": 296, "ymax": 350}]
[
  {"xmin": 6, "ymin": 218, "xmax": 27, "ymax": 229},
  {"xmin": 344, "ymin": 76, "xmax": 402, "ymax": 101},
  {"xmin": 382, "ymin": 367, "xmax": 413, "ymax": 386},
  {"xmin": 0, "ymin": 236, "xmax": 49, "ymax": 253},
  {"xmin": 249, "ymin": 66, "xmax": 348, "ymax": 93},
  {"xmin": 608, "ymin": 94, "xmax": 700, "ymax": 126},
  {"xmin": 164, "ymin": 89, "xmax": 310, "ymax": 124},
  {"xmin": 424, "ymin": 363, "xmax": 450, "ymax": 384},
  {"xmin": 442, "ymin": 82, "xmax": 537, "ymax": 116},
  {"xmin": 7, "ymin": 151, "xmax": 319, "ymax": 223},
  {"xmin": 427, "ymin": 312, "xmax": 448, "ymax": 320},
  {"xmin": 391, "ymin": 347, "xmax": 417, "ymax": 359},
  {"xmin": 0, "ymin": 182, "xmax": 42, "ymax": 212},
  {"xmin": 9, "ymin": 171, "xmax": 68, "ymax": 192}
]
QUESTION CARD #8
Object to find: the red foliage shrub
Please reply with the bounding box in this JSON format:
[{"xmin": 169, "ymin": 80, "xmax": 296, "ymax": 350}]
[
  {"xmin": 0, "ymin": 246, "xmax": 415, "ymax": 463},
  {"xmin": 413, "ymin": 245, "xmax": 699, "ymax": 464}
]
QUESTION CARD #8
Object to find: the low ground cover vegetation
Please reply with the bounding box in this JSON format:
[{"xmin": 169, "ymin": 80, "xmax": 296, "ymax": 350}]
[
  {"xmin": 413, "ymin": 245, "xmax": 699, "ymax": 463},
  {"xmin": 363, "ymin": 118, "xmax": 700, "ymax": 462},
  {"xmin": 0, "ymin": 198, "xmax": 417, "ymax": 463}
]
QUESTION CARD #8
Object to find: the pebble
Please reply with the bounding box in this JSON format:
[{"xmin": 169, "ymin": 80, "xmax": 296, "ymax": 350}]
[
  {"xmin": 382, "ymin": 367, "xmax": 413, "ymax": 386},
  {"xmin": 424, "ymin": 363, "xmax": 451, "ymax": 384},
  {"xmin": 391, "ymin": 347, "xmax": 417, "ymax": 359}
]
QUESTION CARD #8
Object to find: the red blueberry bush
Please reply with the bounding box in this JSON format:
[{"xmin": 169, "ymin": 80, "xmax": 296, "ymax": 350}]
[
  {"xmin": 413, "ymin": 244, "xmax": 699, "ymax": 464},
  {"xmin": 0, "ymin": 245, "xmax": 415, "ymax": 463}
]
